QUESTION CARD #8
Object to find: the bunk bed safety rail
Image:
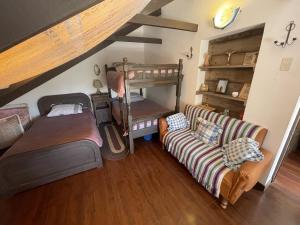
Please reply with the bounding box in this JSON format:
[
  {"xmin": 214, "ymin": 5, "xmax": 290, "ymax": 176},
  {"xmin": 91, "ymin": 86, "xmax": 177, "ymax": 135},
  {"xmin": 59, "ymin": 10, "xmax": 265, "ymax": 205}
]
[{"xmin": 112, "ymin": 63, "xmax": 181, "ymax": 81}]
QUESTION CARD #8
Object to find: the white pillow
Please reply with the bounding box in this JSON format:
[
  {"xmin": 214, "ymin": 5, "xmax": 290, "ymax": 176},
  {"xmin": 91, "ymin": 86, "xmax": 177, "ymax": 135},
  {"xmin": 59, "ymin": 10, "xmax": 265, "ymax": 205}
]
[
  {"xmin": 0, "ymin": 114, "xmax": 24, "ymax": 149},
  {"xmin": 47, "ymin": 104, "xmax": 83, "ymax": 117}
]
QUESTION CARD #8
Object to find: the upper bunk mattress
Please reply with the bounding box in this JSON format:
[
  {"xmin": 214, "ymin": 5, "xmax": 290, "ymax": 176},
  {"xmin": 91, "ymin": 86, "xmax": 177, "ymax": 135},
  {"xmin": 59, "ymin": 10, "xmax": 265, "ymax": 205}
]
[
  {"xmin": 1, "ymin": 110, "xmax": 102, "ymax": 160},
  {"xmin": 112, "ymin": 99, "xmax": 172, "ymax": 125}
]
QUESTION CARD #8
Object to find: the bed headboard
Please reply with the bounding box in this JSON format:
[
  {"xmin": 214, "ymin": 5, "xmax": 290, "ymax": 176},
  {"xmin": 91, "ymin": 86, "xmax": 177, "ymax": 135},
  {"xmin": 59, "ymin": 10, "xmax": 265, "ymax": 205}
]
[{"xmin": 37, "ymin": 93, "xmax": 91, "ymax": 116}]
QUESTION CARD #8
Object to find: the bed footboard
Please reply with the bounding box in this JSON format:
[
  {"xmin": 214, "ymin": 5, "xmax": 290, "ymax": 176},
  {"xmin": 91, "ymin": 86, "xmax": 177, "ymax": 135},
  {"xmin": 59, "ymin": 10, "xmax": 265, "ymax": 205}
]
[{"xmin": 0, "ymin": 140, "xmax": 102, "ymax": 196}]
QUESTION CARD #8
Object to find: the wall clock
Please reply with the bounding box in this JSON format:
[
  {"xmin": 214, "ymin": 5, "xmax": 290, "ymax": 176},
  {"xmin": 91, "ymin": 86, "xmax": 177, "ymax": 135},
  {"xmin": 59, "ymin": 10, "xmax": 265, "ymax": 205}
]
[{"xmin": 213, "ymin": 6, "xmax": 241, "ymax": 29}]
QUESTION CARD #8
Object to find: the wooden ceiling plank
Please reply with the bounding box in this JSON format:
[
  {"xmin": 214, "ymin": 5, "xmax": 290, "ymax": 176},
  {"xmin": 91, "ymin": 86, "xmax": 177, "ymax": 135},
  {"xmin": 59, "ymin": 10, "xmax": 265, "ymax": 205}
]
[
  {"xmin": 109, "ymin": 35, "xmax": 162, "ymax": 44},
  {"xmin": 129, "ymin": 14, "xmax": 198, "ymax": 32},
  {"xmin": 0, "ymin": 0, "xmax": 151, "ymax": 88},
  {"xmin": 0, "ymin": 0, "xmax": 105, "ymax": 52}
]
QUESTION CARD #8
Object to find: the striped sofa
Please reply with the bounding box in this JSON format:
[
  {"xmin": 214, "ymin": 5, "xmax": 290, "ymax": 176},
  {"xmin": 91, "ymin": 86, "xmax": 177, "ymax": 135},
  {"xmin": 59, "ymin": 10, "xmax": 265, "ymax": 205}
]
[{"xmin": 159, "ymin": 105, "xmax": 272, "ymax": 208}]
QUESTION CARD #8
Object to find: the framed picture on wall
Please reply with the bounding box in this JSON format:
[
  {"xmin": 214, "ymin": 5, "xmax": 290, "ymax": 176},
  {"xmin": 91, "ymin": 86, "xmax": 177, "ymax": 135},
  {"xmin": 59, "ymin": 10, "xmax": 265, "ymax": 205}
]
[
  {"xmin": 216, "ymin": 79, "xmax": 228, "ymax": 94},
  {"xmin": 239, "ymin": 83, "xmax": 251, "ymax": 100}
]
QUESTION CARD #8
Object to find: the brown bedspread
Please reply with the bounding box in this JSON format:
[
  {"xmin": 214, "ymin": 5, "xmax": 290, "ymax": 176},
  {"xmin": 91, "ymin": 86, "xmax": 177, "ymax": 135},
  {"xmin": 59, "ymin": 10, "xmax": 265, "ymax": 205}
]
[
  {"xmin": 112, "ymin": 99, "xmax": 172, "ymax": 125},
  {"xmin": 1, "ymin": 110, "xmax": 102, "ymax": 159}
]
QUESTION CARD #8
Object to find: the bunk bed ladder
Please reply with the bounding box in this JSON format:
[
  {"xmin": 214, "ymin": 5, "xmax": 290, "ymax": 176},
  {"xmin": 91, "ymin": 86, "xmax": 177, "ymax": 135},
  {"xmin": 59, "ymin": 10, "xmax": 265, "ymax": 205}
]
[
  {"xmin": 175, "ymin": 59, "xmax": 183, "ymax": 113},
  {"xmin": 104, "ymin": 64, "xmax": 129, "ymax": 149},
  {"xmin": 123, "ymin": 58, "xmax": 135, "ymax": 154}
]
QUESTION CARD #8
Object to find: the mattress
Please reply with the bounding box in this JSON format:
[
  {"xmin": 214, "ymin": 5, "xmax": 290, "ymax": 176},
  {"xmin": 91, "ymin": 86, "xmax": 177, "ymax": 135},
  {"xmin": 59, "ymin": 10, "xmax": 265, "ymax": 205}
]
[
  {"xmin": 1, "ymin": 110, "xmax": 102, "ymax": 159},
  {"xmin": 112, "ymin": 99, "xmax": 171, "ymax": 125}
]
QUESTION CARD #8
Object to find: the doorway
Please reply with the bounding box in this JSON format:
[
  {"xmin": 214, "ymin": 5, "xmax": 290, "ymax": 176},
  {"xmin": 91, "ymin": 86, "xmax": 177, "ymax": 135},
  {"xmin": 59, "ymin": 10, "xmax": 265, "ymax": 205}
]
[{"xmin": 272, "ymin": 100, "xmax": 300, "ymax": 198}]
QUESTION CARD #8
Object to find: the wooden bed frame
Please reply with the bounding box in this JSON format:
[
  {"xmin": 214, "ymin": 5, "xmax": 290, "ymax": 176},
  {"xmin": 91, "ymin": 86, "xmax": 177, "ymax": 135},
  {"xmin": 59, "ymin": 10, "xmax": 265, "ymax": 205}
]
[
  {"xmin": 105, "ymin": 58, "xmax": 183, "ymax": 153},
  {"xmin": 0, "ymin": 93, "xmax": 102, "ymax": 196}
]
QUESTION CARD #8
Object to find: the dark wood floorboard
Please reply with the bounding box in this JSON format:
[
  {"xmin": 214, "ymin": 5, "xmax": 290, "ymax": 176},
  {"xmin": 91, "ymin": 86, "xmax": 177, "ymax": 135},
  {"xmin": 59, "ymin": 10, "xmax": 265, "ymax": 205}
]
[
  {"xmin": 0, "ymin": 139, "xmax": 299, "ymax": 225},
  {"xmin": 273, "ymin": 150, "xmax": 300, "ymax": 200}
]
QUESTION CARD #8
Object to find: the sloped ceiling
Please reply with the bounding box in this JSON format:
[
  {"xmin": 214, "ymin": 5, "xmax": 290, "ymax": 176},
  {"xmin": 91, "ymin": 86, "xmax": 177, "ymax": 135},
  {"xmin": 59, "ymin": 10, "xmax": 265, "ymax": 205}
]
[
  {"xmin": 0, "ymin": 0, "xmax": 150, "ymax": 89},
  {"xmin": 0, "ymin": 0, "xmax": 177, "ymax": 106},
  {"xmin": 0, "ymin": 0, "xmax": 103, "ymax": 52}
]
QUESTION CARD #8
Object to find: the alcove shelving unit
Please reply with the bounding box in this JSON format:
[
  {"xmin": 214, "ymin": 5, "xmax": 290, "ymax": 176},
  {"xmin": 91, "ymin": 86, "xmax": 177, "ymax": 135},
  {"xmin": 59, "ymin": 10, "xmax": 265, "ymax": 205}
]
[
  {"xmin": 196, "ymin": 90, "xmax": 246, "ymax": 103},
  {"xmin": 196, "ymin": 25, "xmax": 265, "ymax": 119},
  {"xmin": 199, "ymin": 65, "xmax": 255, "ymax": 70}
]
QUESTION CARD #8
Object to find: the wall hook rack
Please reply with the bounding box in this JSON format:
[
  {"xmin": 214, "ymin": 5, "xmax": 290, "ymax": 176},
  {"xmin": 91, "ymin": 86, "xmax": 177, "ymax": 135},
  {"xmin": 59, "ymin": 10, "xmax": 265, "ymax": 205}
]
[
  {"xmin": 274, "ymin": 21, "xmax": 297, "ymax": 48},
  {"xmin": 185, "ymin": 46, "xmax": 193, "ymax": 59}
]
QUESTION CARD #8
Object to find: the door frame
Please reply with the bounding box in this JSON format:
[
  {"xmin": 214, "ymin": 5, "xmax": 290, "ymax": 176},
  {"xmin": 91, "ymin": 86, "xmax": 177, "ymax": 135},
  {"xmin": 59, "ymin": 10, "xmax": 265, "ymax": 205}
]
[{"xmin": 272, "ymin": 97, "xmax": 300, "ymax": 181}]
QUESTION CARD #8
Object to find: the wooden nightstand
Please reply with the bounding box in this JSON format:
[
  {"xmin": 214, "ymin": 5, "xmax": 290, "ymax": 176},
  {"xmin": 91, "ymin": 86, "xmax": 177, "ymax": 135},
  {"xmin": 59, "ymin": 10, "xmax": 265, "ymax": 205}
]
[{"xmin": 91, "ymin": 93, "xmax": 112, "ymax": 126}]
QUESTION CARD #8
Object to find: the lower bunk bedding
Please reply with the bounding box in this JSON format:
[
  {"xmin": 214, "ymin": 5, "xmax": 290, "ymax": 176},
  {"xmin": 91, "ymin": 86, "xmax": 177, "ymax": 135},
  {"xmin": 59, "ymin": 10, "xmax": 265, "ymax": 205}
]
[{"xmin": 111, "ymin": 98, "xmax": 172, "ymax": 138}]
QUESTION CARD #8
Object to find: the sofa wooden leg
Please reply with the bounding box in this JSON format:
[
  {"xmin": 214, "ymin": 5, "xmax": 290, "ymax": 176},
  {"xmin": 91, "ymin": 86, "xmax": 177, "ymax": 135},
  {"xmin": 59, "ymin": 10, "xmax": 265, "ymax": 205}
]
[{"xmin": 220, "ymin": 198, "xmax": 228, "ymax": 209}]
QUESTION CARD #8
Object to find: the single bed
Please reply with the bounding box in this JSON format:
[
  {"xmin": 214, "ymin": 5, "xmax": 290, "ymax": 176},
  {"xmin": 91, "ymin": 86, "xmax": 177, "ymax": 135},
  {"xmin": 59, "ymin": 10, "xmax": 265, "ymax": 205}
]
[{"xmin": 0, "ymin": 93, "xmax": 103, "ymax": 196}]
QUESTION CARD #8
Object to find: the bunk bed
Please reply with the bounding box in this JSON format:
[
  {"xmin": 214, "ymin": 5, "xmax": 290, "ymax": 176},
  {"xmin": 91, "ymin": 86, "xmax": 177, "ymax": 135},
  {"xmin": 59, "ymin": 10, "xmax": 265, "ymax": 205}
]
[{"xmin": 105, "ymin": 58, "xmax": 183, "ymax": 153}]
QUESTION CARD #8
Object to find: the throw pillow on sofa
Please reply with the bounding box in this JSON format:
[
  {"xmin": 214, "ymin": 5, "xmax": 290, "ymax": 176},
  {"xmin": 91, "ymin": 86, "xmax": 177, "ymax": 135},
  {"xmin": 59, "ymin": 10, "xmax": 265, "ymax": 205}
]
[
  {"xmin": 191, "ymin": 118, "xmax": 223, "ymax": 145},
  {"xmin": 222, "ymin": 137, "xmax": 264, "ymax": 170},
  {"xmin": 0, "ymin": 114, "xmax": 24, "ymax": 149},
  {"xmin": 166, "ymin": 113, "xmax": 189, "ymax": 132}
]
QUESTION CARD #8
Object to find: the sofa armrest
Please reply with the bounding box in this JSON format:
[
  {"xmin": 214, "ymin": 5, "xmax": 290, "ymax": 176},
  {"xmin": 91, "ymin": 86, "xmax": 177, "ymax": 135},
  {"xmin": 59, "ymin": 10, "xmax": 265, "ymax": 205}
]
[
  {"xmin": 159, "ymin": 117, "xmax": 169, "ymax": 143},
  {"xmin": 228, "ymin": 148, "xmax": 273, "ymax": 204}
]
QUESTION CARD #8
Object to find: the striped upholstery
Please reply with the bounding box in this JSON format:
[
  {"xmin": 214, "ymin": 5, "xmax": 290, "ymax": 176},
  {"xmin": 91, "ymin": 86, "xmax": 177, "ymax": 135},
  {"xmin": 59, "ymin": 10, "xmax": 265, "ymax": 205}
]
[
  {"xmin": 162, "ymin": 105, "xmax": 266, "ymax": 198},
  {"xmin": 184, "ymin": 105, "xmax": 210, "ymax": 131},
  {"xmin": 184, "ymin": 105, "xmax": 265, "ymax": 145},
  {"xmin": 163, "ymin": 129, "xmax": 230, "ymax": 197}
]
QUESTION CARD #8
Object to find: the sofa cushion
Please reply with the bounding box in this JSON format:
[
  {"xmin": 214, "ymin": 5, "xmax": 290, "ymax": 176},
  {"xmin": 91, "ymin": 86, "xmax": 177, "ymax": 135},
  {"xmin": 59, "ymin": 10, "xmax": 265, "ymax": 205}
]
[
  {"xmin": 163, "ymin": 128, "xmax": 230, "ymax": 197},
  {"xmin": 184, "ymin": 105, "xmax": 267, "ymax": 146},
  {"xmin": 191, "ymin": 118, "xmax": 223, "ymax": 145},
  {"xmin": 166, "ymin": 113, "xmax": 189, "ymax": 132},
  {"xmin": 0, "ymin": 104, "xmax": 31, "ymax": 130},
  {"xmin": 208, "ymin": 115, "xmax": 265, "ymax": 146},
  {"xmin": 185, "ymin": 105, "xmax": 211, "ymax": 131},
  {"xmin": 222, "ymin": 137, "xmax": 264, "ymax": 169},
  {"xmin": 0, "ymin": 114, "xmax": 24, "ymax": 149}
]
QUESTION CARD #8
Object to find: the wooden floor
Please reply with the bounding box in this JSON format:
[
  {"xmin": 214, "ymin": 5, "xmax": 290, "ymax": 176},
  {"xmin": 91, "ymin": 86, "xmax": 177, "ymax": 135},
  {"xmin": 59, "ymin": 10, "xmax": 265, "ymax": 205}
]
[
  {"xmin": 273, "ymin": 150, "xmax": 300, "ymax": 199},
  {"xmin": 1, "ymin": 139, "xmax": 300, "ymax": 225}
]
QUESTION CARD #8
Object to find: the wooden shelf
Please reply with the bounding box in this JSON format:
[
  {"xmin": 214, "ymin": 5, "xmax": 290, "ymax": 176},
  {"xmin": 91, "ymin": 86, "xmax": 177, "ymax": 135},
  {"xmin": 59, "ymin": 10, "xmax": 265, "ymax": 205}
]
[
  {"xmin": 199, "ymin": 65, "xmax": 255, "ymax": 71},
  {"xmin": 196, "ymin": 91, "xmax": 247, "ymax": 103}
]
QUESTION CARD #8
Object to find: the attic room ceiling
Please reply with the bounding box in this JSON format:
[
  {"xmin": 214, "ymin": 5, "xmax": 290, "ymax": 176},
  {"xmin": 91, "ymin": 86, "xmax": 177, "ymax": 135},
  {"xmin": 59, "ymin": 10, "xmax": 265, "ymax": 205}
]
[
  {"xmin": 0, "ymin": 0, "xmax": 104, "ymax": 52},
  {"xmin": 0, "ymin": 0, "xmax": 198, "ymax": 107},
  {"xmin": 0, "ymin": 0, "xmax": 151, "ymax": 89}
]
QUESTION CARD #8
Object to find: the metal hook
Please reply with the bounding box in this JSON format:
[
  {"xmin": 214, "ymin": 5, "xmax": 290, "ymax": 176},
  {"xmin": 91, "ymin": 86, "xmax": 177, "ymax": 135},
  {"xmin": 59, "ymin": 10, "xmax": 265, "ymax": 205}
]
[
  {"xmin": 186, "ymin": 47, "xmax": 193, "ymax": 59},
  {"xmin": 274, "ymin": 21, "xmax": 297, "ymax": 48}
]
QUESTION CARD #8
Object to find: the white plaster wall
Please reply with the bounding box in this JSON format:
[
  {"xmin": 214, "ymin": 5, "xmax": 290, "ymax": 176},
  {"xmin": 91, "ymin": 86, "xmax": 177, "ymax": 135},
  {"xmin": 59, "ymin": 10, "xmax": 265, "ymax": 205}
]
[
  {"xmin": 8, "ymin": 29, "xmax": 145, "ymax": 118},
  {"xmin": 144, "ymin": 0, "xmax": 300, "ymax": 185}
]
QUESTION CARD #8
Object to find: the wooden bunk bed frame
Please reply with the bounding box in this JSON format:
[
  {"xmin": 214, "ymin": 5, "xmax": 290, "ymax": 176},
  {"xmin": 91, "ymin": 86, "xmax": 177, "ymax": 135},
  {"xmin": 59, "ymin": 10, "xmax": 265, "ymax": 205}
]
[{"xmin": 105, "ymin": 57, "xmax": 183, "ymax": 154}]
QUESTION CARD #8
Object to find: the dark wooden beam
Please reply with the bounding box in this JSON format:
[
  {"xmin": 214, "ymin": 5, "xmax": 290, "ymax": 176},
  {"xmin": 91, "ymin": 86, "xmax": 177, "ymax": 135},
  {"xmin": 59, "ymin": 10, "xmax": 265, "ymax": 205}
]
[
  {"xmin": 209, "ymin": 25, "xmax": 265, "ymax": 44},
  {"xmin": 0, "ymin": 0, "xmax": 104, "ymax": 52},
  {"xmin": 0, "ymin": 10, "xmax": 162, "ymax": 107},
  {"xmin": 141, "ymin": 0, "xmax": 174, "ymax": 14},
  {"xmin": 109, "ymin": 35, "xmax": 162, "ymax": 44},
  {"xmin": 129, "ymin": 14, "xmax": 198, "ymax": 32}
]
